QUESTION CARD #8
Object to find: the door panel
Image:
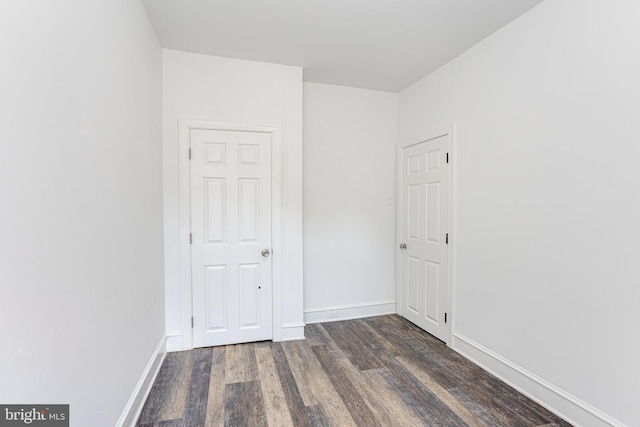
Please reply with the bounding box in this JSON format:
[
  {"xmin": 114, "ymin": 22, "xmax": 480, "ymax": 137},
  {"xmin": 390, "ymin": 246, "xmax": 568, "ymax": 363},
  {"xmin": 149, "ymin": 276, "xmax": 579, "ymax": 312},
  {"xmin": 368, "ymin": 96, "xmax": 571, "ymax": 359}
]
[
  {"xmin": 425, "ymin": 260, "xmax": 440, "ymax": 322},
  {"xmin": 408, "ymin": 184, "xmax": 421, "ymax": 240},
  {"xmin": 238, "ymin": 178, "xmax": 260, "ymax": 242},
  {"xmin": 191, "ymin": 129, "xmax": 273, "ymax": 347},
  {"xmin": 204, "ymin": 178, "xmax": 226, "ymax": 243},
  {"xmin": 239, "ymin": 263, "xmax": 260, "ymax": 328},
  {"xmin": 205, "ymin": 265, "xmax": 227, "ymax": 331},
  {"xmin": 426, "ymin": 182, "xmax": 441, "ymax": 242},
  {"xmin": 407, "ymin": 256, "xmax": 420, "ymax": 315},
  {"xmin": 400, "ymin": 134, "xmax": 450, "ymax": 342}
]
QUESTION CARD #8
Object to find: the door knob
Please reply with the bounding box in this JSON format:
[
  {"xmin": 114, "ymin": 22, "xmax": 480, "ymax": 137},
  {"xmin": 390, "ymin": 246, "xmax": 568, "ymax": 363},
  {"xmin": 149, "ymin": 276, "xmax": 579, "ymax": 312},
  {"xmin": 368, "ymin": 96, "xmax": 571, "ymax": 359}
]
[
  {"xmin": 261, "ymin": 249, "xmax": 271, "ymax": 257},
  {"xmin": 400, "ymin": 243, "xmax": 407, "ymax": 250}
]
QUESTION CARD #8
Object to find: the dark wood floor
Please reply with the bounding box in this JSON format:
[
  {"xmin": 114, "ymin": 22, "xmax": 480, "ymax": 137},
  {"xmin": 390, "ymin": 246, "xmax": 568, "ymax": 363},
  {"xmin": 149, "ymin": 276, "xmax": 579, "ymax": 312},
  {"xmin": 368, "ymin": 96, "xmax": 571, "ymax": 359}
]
[{"xmin": 137, "ymin": 315, "xmax": 572, "ymax": 426}]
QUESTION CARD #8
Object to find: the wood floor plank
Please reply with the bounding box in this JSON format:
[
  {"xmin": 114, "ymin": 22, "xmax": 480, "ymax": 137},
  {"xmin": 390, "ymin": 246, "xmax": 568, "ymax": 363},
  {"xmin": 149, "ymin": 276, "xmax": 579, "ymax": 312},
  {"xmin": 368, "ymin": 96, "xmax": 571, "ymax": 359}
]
[
  {"xmin": 271, "ymin": 343, "xmax": 315, "ymax": 427},
  {"xmin": 344, "ymin": 318, "xmax": 399, "ymax": 360},
  {"xmin": 539, "ymin": 423, "xmax": 575, "ymax": 427},
  {"xmin": 181, "ymin": 347, "xmax": 212, "ymax": 427},
  {"xmin": 378, "ymin": 359, "xmax": 468, "ymax": 426},
  {"xmin": 471, "ymin": 372, "xmax": 556, "ymax": 426},
  {"xmin": 304, "ymin": 323, "xmax": 326, "ymax": 347},
  {"xmin": 204, "ymin": 347, "xmax": 226, "ymax": 427},
  {"xmin": 137, "ymin": 315, "xmax": 572, "ymax": 427},
  {"xmin": 446, "ymin": 386, "xmax": 515, "ymax": 426},
  {"xmin": 138, "ymin": 420, "xmax": 183, "ymax": 427},
  {"xmin": 282, "ymin": 340, "xmax": 357, "ymax": 427},
  {"xmin": 383, "ymin": 315, "xmax": 482, "ymax": 381},
  {"xmin": 224, "ymin": 380, "xmax": 268, "ymax": 427},
  {"xmin": 306, "ymin": 323, "xmax": 347, "ymax": 360},
  {"xmin": 321, "ymin": 320, "xmax": 383, "ymax": 371},
  {"xmin": 390, "ymin": 316, "xmax": 476, "ymax": 367},
  {"xmin": 156, "ymin": 420, "xmax": 184, "ymax": 427},
  {"xmin": 224, "ymin": 342, "xmax": 258, "ymax": 384},
  {"xmin": 280, "ymin": 340, "xmax": 332, "ymax": 406},
  {"xmin": 335, "ymin": 357, "xmax": 407, "ymax": 427},
  {"xmin": 305, "ymin": 404, "xmax": 330, "ymax": 427},
  {"xmin": 371, "ymin": 316, "xmax": 549, "ymax": 426},
  {"xmin": 255, "ymin": 346, "xmax": 295, "ymax": 427},
  {"xmin": 453, "ymin": 382, "xmax": 534, "ymax": 427},
  {"xmin": 397, "ymin": 355, "xmax": 488, "ymax": 427},
  {"xmin": 346, "ymin": 318, "xmax": 472, "ymax": 425},
  {"xmin": 362, "ymin": 316, "xmax": 469, "ymax": 389},
  {"xmin": 480, "ymin": 372, "xmax": 568, "ymax": 425},
  {"xmin": 360, "ymin": 368, "xmax": 426, "ymax": 426},
  {"xmin": 137, "ymin": 350, "xmax": 193, "ymax": 424},
  {"xmin": 312, "ymin": 344, "xmax": 380, "ymax": 427}
]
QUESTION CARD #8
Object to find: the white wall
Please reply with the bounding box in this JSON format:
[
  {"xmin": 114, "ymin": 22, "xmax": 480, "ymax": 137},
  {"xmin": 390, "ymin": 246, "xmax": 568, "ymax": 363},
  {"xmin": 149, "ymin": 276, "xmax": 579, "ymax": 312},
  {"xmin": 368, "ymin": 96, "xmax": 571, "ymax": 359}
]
[
  {"xmin": 162, "ymin": 50, "xmax": 304, "ymax": 346},
  {"xmin": 303, "ymin": 83, "xmax": 398, "ymax": 323},
  {"xmin": 399, "ymin": 1, "xmax": 640, "ymax": 426},
  {"xmin": 0, "ymin": 1, "xmax": 164, "ymax": 426}
]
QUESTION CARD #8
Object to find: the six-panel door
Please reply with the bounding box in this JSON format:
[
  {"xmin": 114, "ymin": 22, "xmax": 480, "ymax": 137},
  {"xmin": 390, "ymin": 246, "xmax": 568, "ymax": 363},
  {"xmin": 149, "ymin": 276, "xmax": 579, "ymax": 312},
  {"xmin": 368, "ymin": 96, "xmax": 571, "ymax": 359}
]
[
  {"xmin": 400, "ymin": 134, "xmax": 450, "ymax": 342},
  {"xmin": 191, "ymin": 129, "xmax": 273, "ymax": 347}
]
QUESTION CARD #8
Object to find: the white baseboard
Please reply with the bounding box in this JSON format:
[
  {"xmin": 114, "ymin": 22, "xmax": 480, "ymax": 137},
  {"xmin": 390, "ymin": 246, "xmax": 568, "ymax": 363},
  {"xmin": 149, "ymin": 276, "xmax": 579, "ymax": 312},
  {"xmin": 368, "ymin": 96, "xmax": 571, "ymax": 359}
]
[
  {"xmin": 166, "ymin": 324, "xmax": 306, "ymax": 347},
  {"xmin": 166, "ymin": 334, "xmax": 183, "ymax": 352},
  {"xmin": 116, "ymin": 335, "xmax": 167, "ymax": 427},
  {"xmin": 280, "ymin": 322, "xmax": 306, "ymax": 341},
  {"xmin": 304, "ymin": 300, "xmax": 396, "ymax": 324},
  {"xmin": 451, "ymin": 332, "xmax": 626, "ymax": 427}
]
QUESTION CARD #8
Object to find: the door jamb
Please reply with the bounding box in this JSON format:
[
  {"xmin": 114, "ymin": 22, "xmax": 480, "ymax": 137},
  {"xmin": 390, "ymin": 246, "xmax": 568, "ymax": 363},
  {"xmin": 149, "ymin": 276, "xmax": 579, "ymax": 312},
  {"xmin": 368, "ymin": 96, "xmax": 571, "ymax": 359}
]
[
  {"xmin": 178, "ymin": 119, "xmax": 283, "ymax": 350},
  {"xmin": 396, "ymin": 123, "xmax": 457, "ymax": 346}
]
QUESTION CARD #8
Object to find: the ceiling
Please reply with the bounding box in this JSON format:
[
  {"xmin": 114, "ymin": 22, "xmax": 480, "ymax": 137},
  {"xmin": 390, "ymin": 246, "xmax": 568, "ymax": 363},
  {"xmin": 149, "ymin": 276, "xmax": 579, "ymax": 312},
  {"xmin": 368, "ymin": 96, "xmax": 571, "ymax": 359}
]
[{"xmin": 142, "ymin": 0, "xmax": 544, "ymax": 92}]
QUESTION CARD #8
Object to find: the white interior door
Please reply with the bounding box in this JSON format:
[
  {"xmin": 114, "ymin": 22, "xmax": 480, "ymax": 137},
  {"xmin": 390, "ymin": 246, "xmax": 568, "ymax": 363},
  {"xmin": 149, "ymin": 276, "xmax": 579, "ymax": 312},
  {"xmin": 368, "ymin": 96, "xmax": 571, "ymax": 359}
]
[
  {"xmin": 400, "ymin": 134, "xmax": 450, "ymax": 342},
  {"xmin": 190, "ymin": 128, "xmax": 273, "ymax": 347}
]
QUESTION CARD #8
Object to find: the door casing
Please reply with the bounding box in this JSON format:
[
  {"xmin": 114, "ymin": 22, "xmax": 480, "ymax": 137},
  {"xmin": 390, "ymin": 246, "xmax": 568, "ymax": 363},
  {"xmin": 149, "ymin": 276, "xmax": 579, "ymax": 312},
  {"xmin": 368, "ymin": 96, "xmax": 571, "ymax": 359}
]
[
  {"xmin": 178, "ymin": 119, "xmax": 283, "ymax": 350},
  {"xmin": 396, "ymin": 124, "xmax": 457, "ymax": 346}
]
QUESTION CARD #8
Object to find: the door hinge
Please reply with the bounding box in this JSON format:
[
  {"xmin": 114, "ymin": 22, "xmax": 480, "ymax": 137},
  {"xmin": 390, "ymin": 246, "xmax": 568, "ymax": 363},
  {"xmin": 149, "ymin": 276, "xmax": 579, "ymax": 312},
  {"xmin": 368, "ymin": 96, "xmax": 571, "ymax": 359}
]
[
  {"xmin": 188, "ymin": 148, "xmax": 192, "ymax": 160},
  {"xmin": 189, "ymin": 233, "xmax": 192, "ymax": 244},
  {"xmin": 446, "ymin": 233, "xmax": 449, "ymax": 244},
  {"xmin": 445, "ymin": 313, "xmax": 448, "ymax": 323},
  {"xmin": 191, "ymin": 317, "xmax": 194, "ymax": 328},
  {"xmin": 446, "ymin": 152, "xmax": 449, "ymax": 163}
]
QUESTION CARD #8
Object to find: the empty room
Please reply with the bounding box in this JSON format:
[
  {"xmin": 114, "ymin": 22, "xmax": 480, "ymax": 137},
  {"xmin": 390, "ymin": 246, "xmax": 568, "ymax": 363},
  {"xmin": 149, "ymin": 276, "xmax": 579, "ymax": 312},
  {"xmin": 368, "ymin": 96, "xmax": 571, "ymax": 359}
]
[{"xmin": 1, "ymin": 1, "xmax": 638, "ymax": 426}]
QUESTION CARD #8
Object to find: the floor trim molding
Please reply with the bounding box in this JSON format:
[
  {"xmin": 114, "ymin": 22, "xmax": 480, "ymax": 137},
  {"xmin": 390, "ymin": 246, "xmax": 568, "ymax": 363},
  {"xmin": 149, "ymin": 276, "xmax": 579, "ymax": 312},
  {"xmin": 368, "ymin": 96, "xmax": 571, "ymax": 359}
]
[
  {"xmin": 452, "ymin": 332, "xmax": 625, "ymax": 427},
  {"xmin": 304, "ymin": 300, "xmax": 396, "ymax": 324},
  {"xmin": 281, "ymin": 322, "xmax": 306, "ymax": 341},
  {"xmin": 116, "ymin": 335, "xmax": 167, "ymax": 427},
  {"xmin": 166, "ymin": 333, "xmax": 183, "ymax": 352}
]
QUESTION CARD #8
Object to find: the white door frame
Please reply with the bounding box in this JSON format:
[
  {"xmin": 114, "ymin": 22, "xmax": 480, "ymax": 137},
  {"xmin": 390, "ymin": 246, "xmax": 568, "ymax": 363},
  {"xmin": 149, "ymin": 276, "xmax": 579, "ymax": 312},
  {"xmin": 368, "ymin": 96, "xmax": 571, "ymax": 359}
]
[
  {"xmin": 178, "ymin": 119, "xmax": 283, "ymax": 350},
  {"xmin": 396, "ymin": 124, "xmax": 457, "ymax": 345}
]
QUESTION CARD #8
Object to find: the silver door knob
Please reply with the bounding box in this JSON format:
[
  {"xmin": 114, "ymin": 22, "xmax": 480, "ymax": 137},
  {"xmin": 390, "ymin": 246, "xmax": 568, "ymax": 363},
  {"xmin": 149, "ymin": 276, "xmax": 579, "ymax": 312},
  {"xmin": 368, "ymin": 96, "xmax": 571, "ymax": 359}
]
[
  {"xmin": 261, "ymin": 249, "xmax": 271, "ymax": 257},
  {"xmin": 400, "ymin": 243, "xmax": 407, "ymax": 250}
]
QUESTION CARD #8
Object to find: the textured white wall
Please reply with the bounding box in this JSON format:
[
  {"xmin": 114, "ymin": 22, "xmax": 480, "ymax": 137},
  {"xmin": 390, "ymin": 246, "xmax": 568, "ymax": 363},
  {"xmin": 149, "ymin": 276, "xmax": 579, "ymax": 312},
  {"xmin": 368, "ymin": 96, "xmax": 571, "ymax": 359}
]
[
  {"xmin": 0, "ymin": 1, "xmax": 164, "ymax": 426},
  {"xmin": 399, "ymin": 1, "xmax": 640, "ymax": 425},
  {"xmin": 303, "ymin": 83, "xmax": 398, "ymax": 322},
  {"xmin": 162, "ymin": 50, "xmax": 304, "ymax": 344}
]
